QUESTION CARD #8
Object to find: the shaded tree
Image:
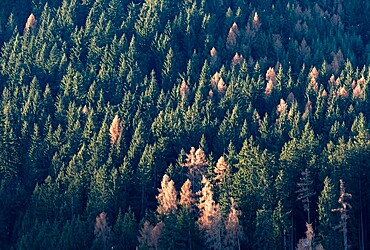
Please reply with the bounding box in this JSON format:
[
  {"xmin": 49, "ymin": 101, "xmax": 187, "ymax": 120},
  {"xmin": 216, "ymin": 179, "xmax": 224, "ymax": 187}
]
[{"xmin": 93, "ymin": 212, "xmax": 112, "ymax": 250}]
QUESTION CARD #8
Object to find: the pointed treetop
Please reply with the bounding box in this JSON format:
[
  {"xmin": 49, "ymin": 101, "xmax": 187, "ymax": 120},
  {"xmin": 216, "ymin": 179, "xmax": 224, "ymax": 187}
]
[
  {"xmin": 138, "ymin": 220, "xmax": 154, "ymax": 248},
  {"xmin": 210, "ymin": 47, "xmax": 217, "ymax": 57},
  {"xmin": 214, "ymin": 156, "xmax": 230, "ymax": 182},
  {"xmin": 309, "ymin": 67, "xmax": 319, "ymax": 80},
  {"xmin": 224, "ymin": 197, "xmax": 242, "ymax": 249},
  {"xmin": 232, "ymin": 52, "xmax": 243, "ymax": 66},
  {"xmin": 94, "ymin": 212, "xmax": 112, "ymax": 249},
  {"xmin": 24, "ymin": 13, "xmax": 37, "ymax": 35},
  {"xmin": 337, "ymin": 87, "xmax": 348, "ymax": 98},
  {"xmin": 109, "ymin": 115, "xmax": 123, "ymax": 144},
  {"xmin": 265, "ymin": 80, "xmax": 273, "ymax": 95},
  {"xmin": 211, "ymin": 72, "xmax": 221, "ymax": 85},
  {"xmin": 180, "ymin": 80, "xmax": 190, "ymax": 97},
  {"xmin": 157, "ymin": 174, "xmax": 178, "ymax": 215},
  {"xmin": 253, "ymin": 12, "xmax": 261, "ymax": 29},
  {"xmin": 266, "ymin": 67, "xmax": 277, "ymax": 84},
  {"xmin": 179, "ymin": 179, "xmax": 195, "ymax": 210},
  {"xmin": 217, "ymin": 77, "xmax": 227, "ymax": 94}
]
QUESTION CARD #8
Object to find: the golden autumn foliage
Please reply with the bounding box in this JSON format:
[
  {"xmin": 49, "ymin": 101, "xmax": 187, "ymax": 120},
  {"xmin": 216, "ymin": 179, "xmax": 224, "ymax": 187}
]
[
  {"xmin": 156, "ymin": 174, "xmax": 177, "ymax": 215},
  {"xmin": 352, "ymin": 77, "xmax": 365, "ymax": 99},
  {"xmin": 337, "ymin": 87, "xmax": 348, "ymax": 98},
  {"xmin": 94, "ymin": 212, "xmax": 111, "ymax": 249},
  {"xmin": 266, "ymin": 67, "xmax": 277, "ymax": 84},
  {"xmin": 182, "ymin": 147, "xmax": 208, "ymax": 190},
  {"xmin": 265, "ymin": 79, "xmax": 274, "ymax": 95},
  {"xmin": 226, "ymin": 23, "xmax": 239, "ymax": 51},
  {"xmin": 210, "ymin": 47, "xmax": 218, "ymax": 66},
  {"xmin": 214, "ymin": 156, "xmax": 230, "ymax": 183},
  {"xmin": 296, "ymin": 223, "xmax": 316, "ymax": 250},
  {"xmin": 224, "ymin": 198, "xmax": 242, "ymax": 250},
  {"xmin": 309, "ymin": 67, "xmax": 319, "ymax": 92},
  {"xmin": 253, "ymin": 12, "xmax": 261, "ymax": 29},
  {"xmin": 109, "ymin": 115, "xmax": 123, "ymax": 144},
  {"xmin": 180, "ymin": 80, "xmax": 190, "ymax": 98},
  {"xmin": 217, "ymin": 77, "xmax": 227, "ymax": 94},
  {"xmin": 211, "ymin": 72, "xmax": 221, "ymax": 85},
  {"xmin": 138, "ymin": 221, "xmax": 156, "ymax": 249},
  {"xmin": 231, "ymin": 52, "xmax": 243, "ymax": 66},
  {"xmin": 24, "ymin": 13, "xmax": 37, "ymax": 35},
  {"xmin": 197, "ymin": 176, "xmax": 223, "ymax": 250},
  {"xmin": 276, "ymin": 99, "xmax": 288, "ymax": 115},
  {"xmin": 179, "ymin": 179, "xmax": 195, "ymax": 210},
  {"xmin": 197, "ymin": 176, "xmax": 217, "ymax": 227}
]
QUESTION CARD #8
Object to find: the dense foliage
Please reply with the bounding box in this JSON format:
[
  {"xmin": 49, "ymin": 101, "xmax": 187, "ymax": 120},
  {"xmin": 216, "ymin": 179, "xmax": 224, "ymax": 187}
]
[{"xmin": 1, "ymin": 0, "xmax": 370, "ymax": 249}]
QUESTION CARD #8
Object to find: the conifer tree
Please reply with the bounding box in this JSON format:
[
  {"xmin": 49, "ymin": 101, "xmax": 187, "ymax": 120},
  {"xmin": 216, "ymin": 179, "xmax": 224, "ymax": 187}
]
[
  {"xmin": 296, "ymin": 223, "xmax": 316, "ymax": 250},
  {"xmin": 317, "ymin": 177, "xmax": 339, "ymax": 250},
  {"xmin": 0, "ymin": 101, "xmax": 20, "ymax": 182},
  {"xmin": 137, "ymin": 144, "xmax": 156, "ymax": 216},
  {"xmin": 296, "ymin": 168, "xmax": 315, "ymax": 224},
  {"xmin": 254, "ymin": 207, "xmax": 276, "ymax": 249},
  {"xmin": 23, "ymin": 13, "xmax": 37, "ymax": 35},
  {"xmin": 138, "ymin": 220, "xmax": 156, "ymax": 250},
  {"xmin": 1, "ymin": 0, "xmax": 370, "ymax": 248},
  {"xmin": 113, "ymin": 208, "xmax": 137, "ymax": 250},
  {"xmin": 59, "ymin": 216, "xmax": 90, "ymax": 249},
  {"xmin": 332, "ymin": 179, "xmax": 352, "ymax": 250},
  {"xmin": 214, "ymin": 156, "xmax": 232, "ymax": 212},
  {"xmin": 157, "ymin": 174, "xmax": 177, "ymax": 216},
  {"xmin": 93, "ymin": 212, "xmax": 112, "ymax": 250},
  {"xmin": 182, "ymin": 147, "xmax": 208, "ymax": 192},
  {"xmin": 177, "ymin": 178, "xmax": 199, "ymax": 249},
  {"xmin": 109, "ymin": 114, "xmax": 123, "ymax": 145},
  {"xmin": 197, "ymin": 176, "xmax": 223, "ymax": 250},
  {"xmin": 224, "ymin": 198, "xmax": 242, "ymax": 250}
]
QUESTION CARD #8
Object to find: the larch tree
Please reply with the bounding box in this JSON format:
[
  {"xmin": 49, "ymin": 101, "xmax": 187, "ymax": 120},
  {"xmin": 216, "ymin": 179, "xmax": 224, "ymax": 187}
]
[
  {"xmin": 180, "ymin": 80, "xmax": 190, "ymax": 99},
  {"xmin": 179, "ymin": 179, "xmax": 195, "ymax": 211},
  {"xmin": 214, "ymin": 156, "xmax": 231, "ymax": 184},
  {"xmin": 252, "ymin": 12, "xmax": 261, "ymax": 29},
  {"xmin": 224, "ymin": 198, "xmax": 242, "ymax": 250},
  {"xmin": 265, "ymin": 67, "xmax": 276, "ymax": 95},
  {"xmin": 151, "ymin": 221, "xmax": 164, "ymax": 250},
  {"xmin": 23, "ymin": 13, "xmax": 37, "ymax": 35},
  {"xmin": 178, "ymin": 179, "xmax": 198, "ymax": 250},
  {"xmin": 182, "ymin": 147, "xmax": 208, "ymax": 192},
  {"xmin": 109, "ymin": 114, "xmax": 123, "ymax": 145},
  {"xmin": 93, "ymin": 212, "xmax": 112, "ymax": 250},
  {"xmin": 210, "ymin": 47, "xmax": 218, "ymax": 69},
  {"xmin": 156, "ymin": 174, "xmax": 177, "ymax": 216},
  {"xmin": 217, "ymin": 77, "xmax": 227, "ymax": 94},
  {"xmin": 231, "ymin": 52, "xmax": 243, "ymax": 66},
  {"xmin": 2, "ymin": 0, "xmax": 370, "ymax": 248},
  {"xmin": 197, "ymin": 176, "xmax": 223, "ymax": 250},
  {"xmin": 226, "ymin": 22, "xmax": 239, "ymax": 51},
  {"xmin": 138, "ymin": 220, "xmax": 154, "ymax": 250}
]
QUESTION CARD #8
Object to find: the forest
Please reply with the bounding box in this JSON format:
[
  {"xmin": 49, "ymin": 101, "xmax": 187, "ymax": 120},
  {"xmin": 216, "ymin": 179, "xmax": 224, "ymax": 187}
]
[{"xmin": 0, "ymin": 0, "xmax": 370, "ymax": 249}]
